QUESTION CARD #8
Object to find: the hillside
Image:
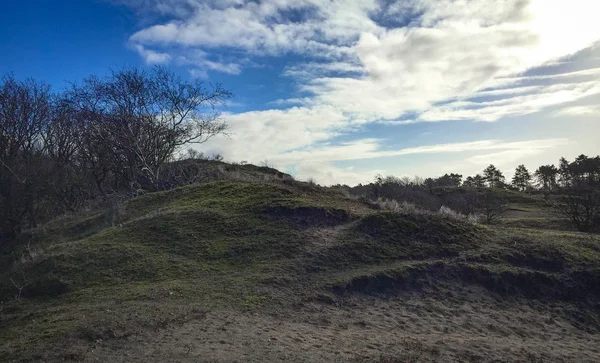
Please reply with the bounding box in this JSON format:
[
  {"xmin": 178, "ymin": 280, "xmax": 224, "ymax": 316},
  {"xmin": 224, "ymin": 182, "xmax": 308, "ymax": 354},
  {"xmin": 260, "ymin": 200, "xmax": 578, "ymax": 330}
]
[{"xmin": 1, "ymin": 173, "xmax": 600, "ymax": 362}]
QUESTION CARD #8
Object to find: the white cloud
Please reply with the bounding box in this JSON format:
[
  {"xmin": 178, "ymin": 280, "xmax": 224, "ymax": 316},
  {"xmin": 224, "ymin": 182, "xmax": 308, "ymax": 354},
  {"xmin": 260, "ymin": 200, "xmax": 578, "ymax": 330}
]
[
  {"xmin": 123, "ymin": 0, "xmax": 600, "ymax": 184},
  {"xmin": 418, "ymin": 81, "xmax": 600, "ymax": 122},
  {"xmin": 282, "ymin": 61, "xmax": 366, "ymax": 80},
  {"xmin": 465, "ymin": 149, "xmax": 549, "ymax": 166},
  {"xmin": 294, "ymin": 162, "xmax": 384, "ymax": 186},
  {"xmin": 554, "ymin": 105, "xmax": 600, "ymax": 117},
  {"xmin": 176, "ymin": 50, "xmax": 243, "ymax": 75},
  {"xmin": 133, "ymin": 44, "xmax": 171, "ymax": 64},
  {"xmin": 267, "ymin": 98, "xmax": 311, "ymax": 107},
  {"xmin": 302, "ymin": 12, "xmax": 600, "ymax": 122},
  {"xmin": 128, "ymin": 1, "xmax": 600, "ymax": 121},
  {"xmin": 201, "ymin": 120, "xmax": 567, "ymax": 183},
  {"xmin": 267, "ymin": 138, "xmax": 568, "ymax": 166},
  {"xmin": 199, "ymin": 60, "xmax": 241, "ymax": 75},
  {"xmin": 294, "ymin": 138, "xmax": 566, "ymax": 185},
  {"xmin": 128, "ymin": 0, "xmax": 373, "ymax": 57},
  {"xmin": 485, "ymin": 67, "xmax": 600, "ymax": 89},
  {"xmin": 202, "ymin": 105, "xmax": 349, "ymax": 163}
]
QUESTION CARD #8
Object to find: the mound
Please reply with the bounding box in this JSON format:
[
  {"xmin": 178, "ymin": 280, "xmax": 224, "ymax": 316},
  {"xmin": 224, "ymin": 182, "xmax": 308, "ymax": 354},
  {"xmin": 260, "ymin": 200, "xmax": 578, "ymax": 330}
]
[
  {"xmin": 1, "ymin": 179, "xmax": 600, "ymax": 362},
  {"xmin": 331, "ymin": 262, "xmax": 600, "ymax": 302},
  {"xmin": 264, "ymin": 205, "xmax": 352, "ymax": 226}
]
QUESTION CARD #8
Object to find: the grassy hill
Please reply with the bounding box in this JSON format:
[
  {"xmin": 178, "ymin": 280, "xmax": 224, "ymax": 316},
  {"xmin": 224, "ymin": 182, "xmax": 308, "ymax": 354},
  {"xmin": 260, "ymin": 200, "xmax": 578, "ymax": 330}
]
[{"xmin": 1, "ymin": 171, "xmax": 600, "ymax": 362}]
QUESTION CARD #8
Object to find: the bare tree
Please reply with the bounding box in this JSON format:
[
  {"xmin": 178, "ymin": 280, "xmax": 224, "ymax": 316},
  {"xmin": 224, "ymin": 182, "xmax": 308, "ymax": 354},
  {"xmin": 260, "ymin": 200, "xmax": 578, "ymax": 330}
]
[
  {"xmin": 554, "ymin": 190, "xmax": 600, "ymax": 232},
  {"xmin": 0, "ymin": 68, "xmax": 232, "ymax": 241},
  {"xmin": 481, "ymin": 192, "xmax": 508, "ymax": 224},
  {"xmin": 0, "ymin": 75, "xmax": 52, "ymax": 236},
  {"xmin": 68, "ymin": 67, "xmax": 232, "ymax": 192},
  {"xmin": 43, "ymin": 98, "xmax": 89, "ymax": 212}
]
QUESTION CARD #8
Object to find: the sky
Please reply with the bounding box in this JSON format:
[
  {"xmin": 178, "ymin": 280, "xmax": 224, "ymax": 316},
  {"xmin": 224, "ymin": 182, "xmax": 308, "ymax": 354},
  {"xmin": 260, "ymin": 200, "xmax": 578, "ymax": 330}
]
[{"xmin": 1, "ymin": 0, "xmax": 600, "ymax": 185}]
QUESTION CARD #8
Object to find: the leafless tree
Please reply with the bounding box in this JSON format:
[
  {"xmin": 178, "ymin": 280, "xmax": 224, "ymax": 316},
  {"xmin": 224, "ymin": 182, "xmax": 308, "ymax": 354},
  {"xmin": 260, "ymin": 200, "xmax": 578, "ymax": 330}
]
[
  {"xmin": 43, "ymin": 98, "xmax": 89, "ymax": 212},
  {"xmin": 0, "ymin": 68, "xmax": 232, "ymax": 240},
  {"xmin": 480, "ymin": 192, "xmax": 508, "ymax": 224},
  {"xmin": 554, "ymin": 190, "xmax": 600, "ymax": 232},
  {"xmin": 68, "ymin": 67, "xmax": 232, "ymax": 192},
  {"xmin": 0, "ymin": 75, "xmax": 51, "ymax": 236}
]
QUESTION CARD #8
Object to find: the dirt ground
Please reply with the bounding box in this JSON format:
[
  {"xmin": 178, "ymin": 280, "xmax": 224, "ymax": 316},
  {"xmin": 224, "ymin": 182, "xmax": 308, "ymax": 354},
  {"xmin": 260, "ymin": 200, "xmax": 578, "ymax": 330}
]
[{"xmin": 81, "ymin": 291, "xmax": 600, "ymax": 363}]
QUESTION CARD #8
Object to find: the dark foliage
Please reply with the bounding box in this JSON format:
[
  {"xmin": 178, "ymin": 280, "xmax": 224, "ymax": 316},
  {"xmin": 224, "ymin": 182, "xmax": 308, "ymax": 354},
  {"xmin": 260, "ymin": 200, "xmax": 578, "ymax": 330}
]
[{"xmin": 551, "ymin": 155, "xmax": 600, "ymax": 232}]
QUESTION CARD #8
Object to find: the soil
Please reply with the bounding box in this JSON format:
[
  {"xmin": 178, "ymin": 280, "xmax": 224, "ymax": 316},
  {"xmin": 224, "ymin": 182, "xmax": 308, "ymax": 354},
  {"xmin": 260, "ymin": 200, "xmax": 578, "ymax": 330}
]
[{"xmin": 82, "ymin": 292, "xmax": 600, "ymax": 362}]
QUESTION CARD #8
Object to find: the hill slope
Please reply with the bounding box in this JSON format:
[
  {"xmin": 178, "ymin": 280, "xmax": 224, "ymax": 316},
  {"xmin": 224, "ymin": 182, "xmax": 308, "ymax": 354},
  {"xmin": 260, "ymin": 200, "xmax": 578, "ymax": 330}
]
[{"xmin": 1, "ymin": 179, "xmax": 600, "ymax": 362}]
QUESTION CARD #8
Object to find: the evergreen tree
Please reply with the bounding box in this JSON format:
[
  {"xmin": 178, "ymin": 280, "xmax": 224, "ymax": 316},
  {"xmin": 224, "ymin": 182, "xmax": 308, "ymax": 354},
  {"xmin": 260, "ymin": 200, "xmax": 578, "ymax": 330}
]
[
  {"xmin": 483, "ymin": 165, "xmax": 505, "ymax": 188},
  {"xmin": 435, "ymin": 173, "xmax": 462, "ymax": 187},
  {"xmin": 473, "ymin": 174, "xmax": 486, "ymax": 188},
  {"xmin": 534, "ymin": 165, "xmax": 558, "ymax": 198},
  {"xmin": 511, "ymin": 164, "xmax": 532, "ymax": 191},
  {"xmin": 558, "ymin": 157, "xmax": 571, "ymax": 187},
  {"xmin": 570, "ymin": 154, "xmax": 600, "ymax": 187},
  {"xmin": 551, "ymin": 155, "xmax": 600, "ymax": 231},
  {"xmin": 424, "ymin": 177, "xmax": 435, "ymax": 194},
  {"xmin": 463, "ymin": 176, "xmax": 475, "ymax": 188}
]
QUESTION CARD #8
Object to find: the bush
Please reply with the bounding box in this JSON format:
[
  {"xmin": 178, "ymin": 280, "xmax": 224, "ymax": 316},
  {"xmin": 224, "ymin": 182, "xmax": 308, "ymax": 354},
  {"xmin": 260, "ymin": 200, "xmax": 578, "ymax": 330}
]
[
  {"xmin": 438, "ymin": 205, "xmax": 480, "ymax": 224},
  {"xmin": 553, "ymin": 189, "xmax": 600, "ymax": 232},
  {"xmin": 375, "ymin": 200, "xmax": 481, "ymax": 225},
  {"xmin": 480, "ymin": 192, "xmax": 508, "ymax": 224},
  {"xmin": 375, "ymin": 198, "xmax": 423, "ymax": 214}
]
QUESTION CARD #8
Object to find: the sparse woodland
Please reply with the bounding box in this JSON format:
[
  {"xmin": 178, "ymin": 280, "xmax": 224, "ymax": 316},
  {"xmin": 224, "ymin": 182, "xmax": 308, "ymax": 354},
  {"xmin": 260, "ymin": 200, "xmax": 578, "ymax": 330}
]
[
  {"xmin": 1, "ymin": 69, "xmax": 599, "ymax": 243},
  {"xmin": 342, "ymin": 157, "xmax": 600, "ymax": 231},
  {"xmin": 2, "ymin": 69, "xmax": 600, "ymax": 363},
  {"xmin": 0, "ymin": 68, "xmax": 231, "ymax": 240}
]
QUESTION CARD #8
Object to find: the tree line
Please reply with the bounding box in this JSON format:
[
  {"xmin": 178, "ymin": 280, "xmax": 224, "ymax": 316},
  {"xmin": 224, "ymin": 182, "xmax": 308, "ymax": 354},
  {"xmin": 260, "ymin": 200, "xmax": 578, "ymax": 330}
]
[
  {"xmin": 364, "ymin": 157, "xmax": 598, "ymax": 191},
  {"xmin": 0, "ymin": 68, "xmax": 231, "ymax": 240},
  {"xmin": 1, "ymin": 68, "xmax": 598, "ymax": 240},
  {"xmin": 349, "ymin": 156, "xmax": 600, "ymax": 232}
]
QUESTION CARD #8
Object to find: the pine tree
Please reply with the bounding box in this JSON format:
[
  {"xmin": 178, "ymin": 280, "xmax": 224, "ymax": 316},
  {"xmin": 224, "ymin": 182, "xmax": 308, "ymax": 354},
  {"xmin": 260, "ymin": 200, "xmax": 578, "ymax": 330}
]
[
  {"xmin": 463, "ymin": 176, "xmax": 475, "ymax": 188},
  {"xmin": 473, "ymin": 174, "xmax": 486, "ymax": 188},
  {"xmin": 511, "ymin": 164, "xmax": 532, "ymax": 191},
  {"xmin": 435, "ymin": 173, "xmax": 462, "ymax": 187},
  {"xmin": 424, "ymin": 177, "xmax": 435, "ymax": 194},
  {"xmin": 483, "ymin": 165, "xmax": 505, "ymax": 188},
  {"xmin": 534, "ymin": 165, "xmax": 558, "ymax": 198},
  {"xmin": 558, "ymin": 157, "xmax": 571, "ymax": 187}
]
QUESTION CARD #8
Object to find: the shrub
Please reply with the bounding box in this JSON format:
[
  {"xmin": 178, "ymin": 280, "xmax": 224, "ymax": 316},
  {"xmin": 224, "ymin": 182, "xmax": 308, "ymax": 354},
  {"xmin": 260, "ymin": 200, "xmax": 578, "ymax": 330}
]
[
  {"xmin": 466, "ymin": 213, "xmax": 482, "ymax": 224},
  {"xmin": 375, "ymin": 198, "xmax": 427, "ymax": 215},
  {"xmin": 553, "ymin": 189, "xmax": 600, "ymax": 232},
  {"xmin": 438, "ymin": 205, "xmax": 481, "ymax": 224},
  {"xmin": 481, "ymin": 192, "xmax": 508, "ymax": 224},
  {"xmin": 438, "ymin": 205, "xmax": 464, "ymax": 220},
  {"xmin": 400, "ymin": 201, "xmax": 422, "ymax": 214},
  {"xmin": 375, "ymin": 198, "xmax": 401, "ymax": 212}
]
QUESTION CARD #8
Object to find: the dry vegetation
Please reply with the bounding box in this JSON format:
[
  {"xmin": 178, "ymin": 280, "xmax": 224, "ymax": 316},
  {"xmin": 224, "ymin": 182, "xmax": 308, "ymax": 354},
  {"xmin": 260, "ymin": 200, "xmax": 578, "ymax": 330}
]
[
  {"xmin": 1, "ymin": 165, "xmax": 600, "ymax": 362},
  {"xmin": 1, "ymin": 69, "xmax": 600, "ymax": 362}
]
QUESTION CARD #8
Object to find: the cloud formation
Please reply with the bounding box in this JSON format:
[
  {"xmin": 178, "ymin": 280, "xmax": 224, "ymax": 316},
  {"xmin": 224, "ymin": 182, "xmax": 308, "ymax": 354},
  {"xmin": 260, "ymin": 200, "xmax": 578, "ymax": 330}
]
[
  {"xmin": 122, "ymin": 0, "xmax": 600, "ymax": 184},
  {"xmin": 133, "ymin": 44, "xmax": 171, "ymax": 64}
]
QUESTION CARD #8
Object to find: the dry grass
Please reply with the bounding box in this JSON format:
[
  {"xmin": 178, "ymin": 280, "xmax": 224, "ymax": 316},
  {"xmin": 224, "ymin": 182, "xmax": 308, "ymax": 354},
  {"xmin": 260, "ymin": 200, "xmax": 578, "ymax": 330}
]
[
  {"xmin": 438, "ymin": 205, "xmax": 482, "ymax": 224},
  {"xmin": 375, "ymin": 198, "xmax": 481, "ymax": 224},
  {"xmin": 2, "ymin": 179, "xmax": 600, "ymax": 362}
]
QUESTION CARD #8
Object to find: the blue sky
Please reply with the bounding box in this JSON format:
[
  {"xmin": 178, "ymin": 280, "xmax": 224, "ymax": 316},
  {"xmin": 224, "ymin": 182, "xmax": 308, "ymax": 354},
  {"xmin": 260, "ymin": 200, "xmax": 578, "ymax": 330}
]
[{"xmin": 2, "ymin": 0, "xmax": 599, "ymax": 185}]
